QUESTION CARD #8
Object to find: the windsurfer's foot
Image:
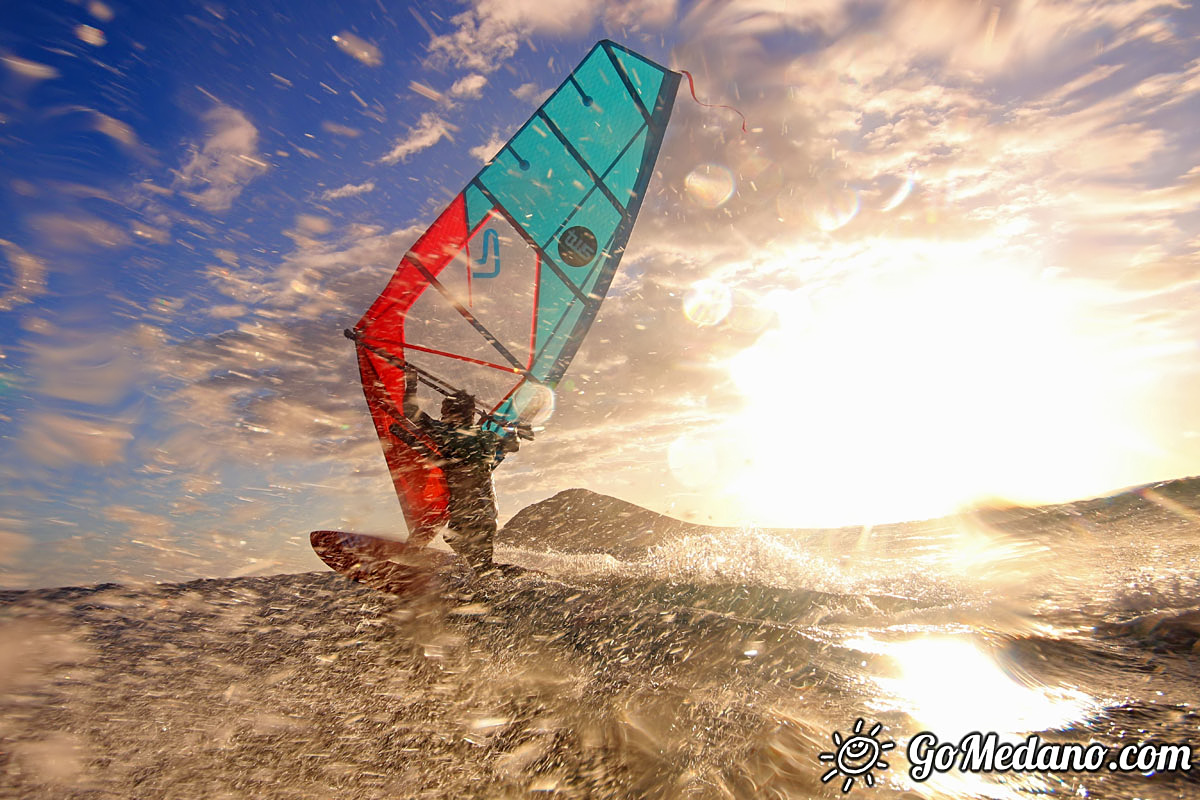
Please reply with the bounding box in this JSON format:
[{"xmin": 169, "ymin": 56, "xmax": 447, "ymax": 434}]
[{"xmin": 471, "ymin": 560, "xmax": 496, "ymax": 576}]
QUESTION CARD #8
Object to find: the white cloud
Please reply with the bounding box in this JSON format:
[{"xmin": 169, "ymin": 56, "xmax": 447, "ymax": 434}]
[
  {"xmin": 450, "ymin": 73, "xmax": 488, "ymax": 99},
  {"xmin": 21, "ymin": 410, "xmax": 135, "ymax": 467},
  {"xmin": 322, "ymin": 181, "xmax": 376, "ymax": 200},
  {"xmin": 88, "ymin": 0, "xmax": 114, "ymax": 22},
  {"xmin": 681, "ymin": 0, "xmax": 850, "ymax": 41},
  {"xmin": 380, "ymin": 112, "xmax": 457, "ymax": 164},
  {"xmin": 511, "ymin": 82, "xmax": 549, "ymax": 104},
  {"xmin": 0, "ymin": 528, "xmax": 31, "ymax": 567},
  {"xmin": 427, "ymin": 8, "xmax": 522, "ymax": 74},
  {"xmin": 427, "ymin": 0, "xmax": 675, "ymax": 72},
  {"xmin": 294, "ymin": 214, "xmax": 331, "ymax": 235},
  {"xmin": 30, "ymin": 331, "xmax": 139, "ymax": 407},
  {"xmin": 117, "ymin": 223, "xmax": 432, "ymax": 523},
  {"xmin": 469, "ymin": 135, "xmax": 506, "ymax": 163},
  {"xmin": 602, "ymin": 0, "xmax": 679, "ymax": 29},
  {"xmin": 175, "ymin": 106, "xmax": 268, "ymax": 212}
]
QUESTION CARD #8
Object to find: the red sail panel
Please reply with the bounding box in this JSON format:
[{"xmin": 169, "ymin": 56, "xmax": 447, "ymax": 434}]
[
  {"xmin": 358, "ymin": 193, "xmax": 470, "ymax": 337},
  {"xmin": 354, "ymin": 344, "xmax": 448, "ymax": 540},
  {"xmin": 352, "ymin": 194, "xmax": 471, "ymax": 539}
]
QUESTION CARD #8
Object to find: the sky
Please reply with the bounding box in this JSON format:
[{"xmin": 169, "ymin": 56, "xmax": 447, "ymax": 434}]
[{"xmin": 1, "ymin": 0, "xmax": 1198, "ymax": 588}]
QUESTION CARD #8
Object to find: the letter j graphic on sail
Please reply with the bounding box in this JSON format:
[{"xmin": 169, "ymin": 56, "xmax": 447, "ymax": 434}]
[{"xmin": 472, "ymin": 229, "xmax": 501, "ymax": 278}]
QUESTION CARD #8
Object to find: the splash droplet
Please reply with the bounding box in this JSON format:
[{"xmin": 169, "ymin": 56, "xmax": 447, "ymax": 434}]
[{"xmin": 75, "ymin": 25, "xmax": 106, "ymax": 46}]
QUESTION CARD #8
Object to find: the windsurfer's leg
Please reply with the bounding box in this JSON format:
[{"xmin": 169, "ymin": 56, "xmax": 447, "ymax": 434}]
[{"xmin": 445, "ymin": 518, "xmax": 495, "ymax": 572}]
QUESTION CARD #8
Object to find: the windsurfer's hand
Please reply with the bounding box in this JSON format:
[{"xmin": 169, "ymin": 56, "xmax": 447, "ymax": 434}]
[{"xmin": 405, "ymin": 370, "xmax": 418, "ymax": 394}]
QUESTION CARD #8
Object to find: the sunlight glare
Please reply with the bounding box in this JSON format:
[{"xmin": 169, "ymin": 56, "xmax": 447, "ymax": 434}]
[
  {"xmin": 668, "ymin": 434, "xmax": 720, "ymax": 487},
  {"xmin": 868, "ymin": 636, "xmax": 1095, "ymax": 739},
  {"xmin": 721, "ymin": 245, "xmax": 1154, "ymax": 526}
]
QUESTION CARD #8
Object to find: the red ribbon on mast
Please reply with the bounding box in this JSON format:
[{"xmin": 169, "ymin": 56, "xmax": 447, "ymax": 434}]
[{"xmin": 680, "ymin": 70, "xmax": 749, "ymax": 133}]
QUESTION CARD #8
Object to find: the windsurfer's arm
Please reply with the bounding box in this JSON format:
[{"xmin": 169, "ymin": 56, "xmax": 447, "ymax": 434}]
[
  {"xmin": 488, "ymin": 429, "xmax": 520, "ymax": 467},
  {"xmin": 403, "ymin": 370, "xmax": 419, "ymax": 418},
  {"xmin": 390, "ymin": 420, "xmax": 439, "ymax": 460},
  {"xmin": 401, "ymin": 372, "xmax": 439, "ymax": 432},
  {"xmin": 396, "ymin": 372, "xmax": 442, "ymax": 453},
  {"xmin": 494, "ymin": 423, "xmax": 531, "ymax": 464}
]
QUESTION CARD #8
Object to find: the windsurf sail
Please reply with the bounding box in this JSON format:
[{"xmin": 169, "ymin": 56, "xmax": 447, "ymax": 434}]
[{"xmin": 349, "ymin": 40, "xmax": 680, "ymax": 540}]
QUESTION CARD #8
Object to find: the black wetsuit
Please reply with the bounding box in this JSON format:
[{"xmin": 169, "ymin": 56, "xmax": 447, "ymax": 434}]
[{"xmin": 400, "ymin": 412, "xmax": 517, "ymax": 570}]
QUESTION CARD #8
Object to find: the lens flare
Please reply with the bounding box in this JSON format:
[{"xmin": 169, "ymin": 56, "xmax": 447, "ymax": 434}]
[
  {"xmin": 684, "ymin": 164, "xmax": 735, "ymax": 209},
  {"xmin": 776, "ymin": 185, "xmax": 861, "ymax": 231},
  {"xmin": 880, "ymin": 173, "xmax": 915, "ymax": 212},
  {"xmin": 682, "ymin": 279, "xmax": 733, "ymax": 327},
  {"xmin": 724, "ymin": 289, "xmax": 775, "ymax": 336},
  {"xmin": 511, "ymin": 382, "xmax": 555, "ymax": 426},
  {"xmin": 808, "ymin": 186, "xmax": 860, "ymax": 231},
  {"xmin": 737, "ymin": 153, "xmax": 782, "ymax": 196}
]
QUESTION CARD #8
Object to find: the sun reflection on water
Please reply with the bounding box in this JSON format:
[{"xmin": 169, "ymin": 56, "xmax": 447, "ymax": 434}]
[{"xmin": 856, "ymin": 635, "xmax": 1096, "ymax": 740}]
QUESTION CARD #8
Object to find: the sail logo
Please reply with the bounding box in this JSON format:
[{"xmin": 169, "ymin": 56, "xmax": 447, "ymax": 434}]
[
  {"xmin": 472, "ymin": 229, "xmax": 501, "ymax": 278},
  {"xmin": 558, "ymin": 226, "xmax": 597, "ymax": 267}
]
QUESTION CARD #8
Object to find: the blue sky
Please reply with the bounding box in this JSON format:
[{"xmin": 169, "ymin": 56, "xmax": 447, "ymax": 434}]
[{"xmin": 2, "ymin": 0, "xmax": 1199, "ymax": 587}]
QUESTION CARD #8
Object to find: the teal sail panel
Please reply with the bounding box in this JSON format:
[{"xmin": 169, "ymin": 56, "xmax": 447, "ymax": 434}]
[{"xmin": 475, "ymin": 40, "xmax": 679, "ymax": 394}]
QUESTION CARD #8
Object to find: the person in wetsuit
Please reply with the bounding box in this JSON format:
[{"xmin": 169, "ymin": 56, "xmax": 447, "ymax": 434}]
[{"xmin": 398, "ymin": 372, "xmax": 519, "ymax": 572}]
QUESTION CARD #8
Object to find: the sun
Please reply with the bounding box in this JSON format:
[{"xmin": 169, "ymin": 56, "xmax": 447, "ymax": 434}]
[
  {"xmin": 819, "ymin": 718, "xmax": 895, "ymax": 793},
  {"xmin": 719, "ymin": 249, "xmax": 1157, "ymax": 527}
]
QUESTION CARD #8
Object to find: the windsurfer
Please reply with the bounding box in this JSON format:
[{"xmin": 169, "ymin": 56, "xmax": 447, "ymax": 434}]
[{"xmin": 396, "ymin": 371, "xmax": 519, "ymax": 572}]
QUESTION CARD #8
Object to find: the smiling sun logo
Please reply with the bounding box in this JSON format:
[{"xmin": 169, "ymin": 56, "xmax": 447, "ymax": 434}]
[{"xmin": 819, "ymin": 718, "xmax": 895, "ymax": 793}]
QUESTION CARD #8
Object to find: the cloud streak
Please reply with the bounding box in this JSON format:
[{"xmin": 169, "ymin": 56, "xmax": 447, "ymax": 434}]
[
  {"xmin": 322, "ymin": 181, "xmax": 376, "ymax": 200},
  {"xmin": 380, "ymin": 112, "xmax": 458, "ymax": 164},
  {"xmin": 0, "ymin": 240, "xmax": 47, "ymax": 312}
]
